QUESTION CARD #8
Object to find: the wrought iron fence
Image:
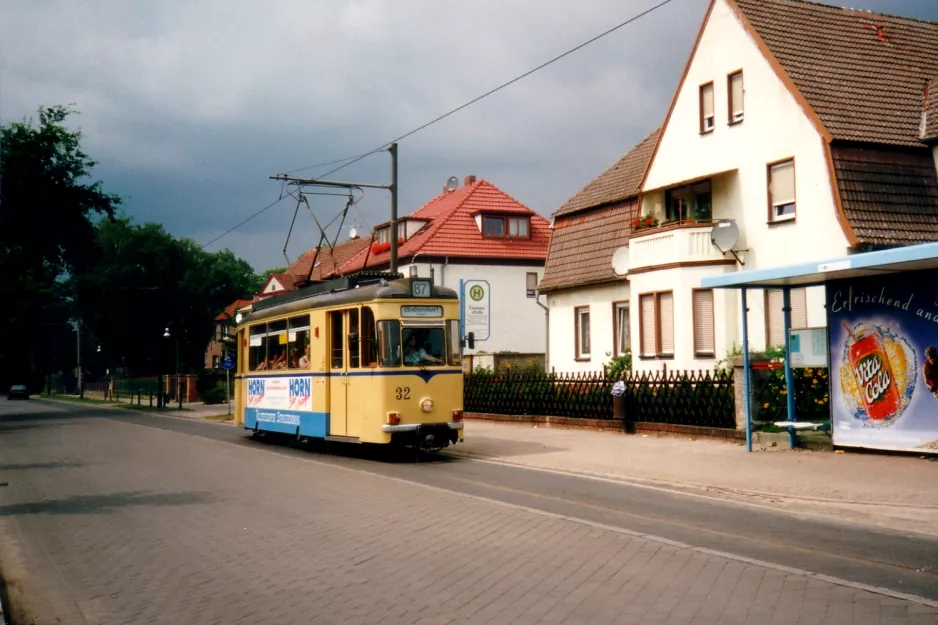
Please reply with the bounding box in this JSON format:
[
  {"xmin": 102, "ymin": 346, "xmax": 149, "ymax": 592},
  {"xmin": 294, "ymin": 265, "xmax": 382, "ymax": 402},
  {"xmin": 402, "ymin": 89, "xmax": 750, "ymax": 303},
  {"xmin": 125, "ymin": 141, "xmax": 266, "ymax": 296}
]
[{"xmin": 463, "ymin": 369, "xmax": 736, "ymax": 428}]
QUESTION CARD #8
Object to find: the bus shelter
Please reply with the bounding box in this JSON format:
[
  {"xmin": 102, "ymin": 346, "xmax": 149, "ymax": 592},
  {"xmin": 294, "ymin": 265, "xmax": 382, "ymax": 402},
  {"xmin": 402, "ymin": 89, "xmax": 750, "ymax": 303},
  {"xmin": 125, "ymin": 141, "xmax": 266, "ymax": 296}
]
[{"xmin": 701, "ymin": 242, "xmax": 938, "ymax": 454}]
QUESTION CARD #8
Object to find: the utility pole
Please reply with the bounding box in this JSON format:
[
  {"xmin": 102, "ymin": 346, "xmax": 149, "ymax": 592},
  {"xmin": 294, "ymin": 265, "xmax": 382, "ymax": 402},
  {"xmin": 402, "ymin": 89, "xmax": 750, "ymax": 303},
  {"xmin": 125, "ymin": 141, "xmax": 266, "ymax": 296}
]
[
  {"xmin": 176, "ymin": 336, "xmax": 182, "ymax": 410},
  {"xmin": 389, "ymin": 142, "xmax": 399, "ymax": 274}
]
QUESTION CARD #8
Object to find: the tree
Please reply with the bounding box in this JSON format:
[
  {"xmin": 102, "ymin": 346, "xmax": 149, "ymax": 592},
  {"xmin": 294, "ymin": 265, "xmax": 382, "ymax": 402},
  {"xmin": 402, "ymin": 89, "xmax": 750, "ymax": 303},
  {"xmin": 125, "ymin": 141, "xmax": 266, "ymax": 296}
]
[
  {"xmin": 0, "ymin": 105, "xmax": 119, "ymax": 388},
  {"xmin": 71, "ymin": 218, "xmax": 258, "ymax": 377}
]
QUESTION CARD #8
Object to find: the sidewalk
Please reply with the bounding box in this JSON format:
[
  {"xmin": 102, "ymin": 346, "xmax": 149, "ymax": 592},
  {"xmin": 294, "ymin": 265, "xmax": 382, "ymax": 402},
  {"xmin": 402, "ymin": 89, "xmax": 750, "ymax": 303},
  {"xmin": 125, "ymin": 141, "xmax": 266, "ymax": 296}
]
[{"xmin": 450, "ymin": 420, "xmax": 938, "ymax": 537}]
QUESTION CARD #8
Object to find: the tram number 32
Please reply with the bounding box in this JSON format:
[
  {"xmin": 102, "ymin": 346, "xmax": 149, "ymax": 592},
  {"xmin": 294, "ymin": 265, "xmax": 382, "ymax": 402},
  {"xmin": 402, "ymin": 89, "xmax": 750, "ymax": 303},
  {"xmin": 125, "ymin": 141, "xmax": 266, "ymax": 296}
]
[{"xmin": 395, "ymin": 387, "xmax": 411, "ymax": 400}]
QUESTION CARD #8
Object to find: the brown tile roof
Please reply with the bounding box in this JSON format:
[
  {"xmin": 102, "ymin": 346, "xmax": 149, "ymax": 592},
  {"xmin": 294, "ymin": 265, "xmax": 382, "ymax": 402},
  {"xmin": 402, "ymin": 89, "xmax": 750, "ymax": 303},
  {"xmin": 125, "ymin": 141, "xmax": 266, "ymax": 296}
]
[
  {"xmin": 924, "ymin": 77, "xmax": 938, "ymax": 142},
  {"xmin": 553, "ymin": 128, "xmax": 660, "ymax": 218},
  {"xmin": 538, "ymin": 200, "xmax": 637, "ymax": 292},
  {"xmin": 734, "ymin": 0, "xmax": 938, "ymax": 147},
  {"xmin": 831, "ymin": 144, "xmax": 938, "ymax": 247}
]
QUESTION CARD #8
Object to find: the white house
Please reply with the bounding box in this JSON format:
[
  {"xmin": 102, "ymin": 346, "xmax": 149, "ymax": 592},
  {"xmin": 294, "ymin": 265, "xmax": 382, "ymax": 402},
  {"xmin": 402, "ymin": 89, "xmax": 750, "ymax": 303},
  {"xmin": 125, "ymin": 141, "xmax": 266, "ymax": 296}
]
[
  {"xmin": 538, "ymin": 130, "xmax": 658, "ymax": 373},
  {"xmin": 543, "ymin": 0, "xmax": 938, "ymax": 373},
  {"xmin": 340, "ymin": 175, "xmax": 551, "ymax": 356}
]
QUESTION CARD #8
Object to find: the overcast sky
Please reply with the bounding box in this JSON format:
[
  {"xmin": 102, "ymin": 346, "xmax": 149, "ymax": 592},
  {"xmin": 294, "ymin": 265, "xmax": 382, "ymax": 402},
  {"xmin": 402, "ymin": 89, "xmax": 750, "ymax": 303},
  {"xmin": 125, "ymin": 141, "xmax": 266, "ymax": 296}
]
[{"xmin": 3, "ymin": 0, "xmax": 938, "ymax": 272}]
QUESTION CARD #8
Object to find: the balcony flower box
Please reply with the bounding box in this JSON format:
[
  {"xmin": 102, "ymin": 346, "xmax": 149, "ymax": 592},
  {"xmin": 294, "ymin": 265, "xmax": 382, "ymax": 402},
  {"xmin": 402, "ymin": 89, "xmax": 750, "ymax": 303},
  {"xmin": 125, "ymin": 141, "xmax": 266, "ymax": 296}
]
[{"xmin": 629, "ymin": 217, "xmax": 659, "ymax": 232}]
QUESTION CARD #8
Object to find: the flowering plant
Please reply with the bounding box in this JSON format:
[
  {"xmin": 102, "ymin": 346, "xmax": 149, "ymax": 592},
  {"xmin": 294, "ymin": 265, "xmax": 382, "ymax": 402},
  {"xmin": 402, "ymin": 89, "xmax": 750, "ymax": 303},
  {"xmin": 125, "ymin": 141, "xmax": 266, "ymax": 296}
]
[{"xmin": 629, "ymin": 216, "xmax": 659, "ymax": 231}]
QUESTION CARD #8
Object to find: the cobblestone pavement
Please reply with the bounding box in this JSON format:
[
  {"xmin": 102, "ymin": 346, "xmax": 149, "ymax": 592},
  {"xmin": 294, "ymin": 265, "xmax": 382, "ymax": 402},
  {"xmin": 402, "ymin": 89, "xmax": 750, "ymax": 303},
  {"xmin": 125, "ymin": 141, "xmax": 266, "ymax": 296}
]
[{"xmin": 2, "ymin": 401, "xmax": 937, "ymax": 624}]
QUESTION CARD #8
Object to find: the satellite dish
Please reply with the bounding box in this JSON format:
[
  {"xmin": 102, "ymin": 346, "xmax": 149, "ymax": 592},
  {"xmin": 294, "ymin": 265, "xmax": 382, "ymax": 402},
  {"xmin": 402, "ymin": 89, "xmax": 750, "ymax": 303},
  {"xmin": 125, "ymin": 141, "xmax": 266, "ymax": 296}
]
[
  {"xmin": 611, "ymin": 247, "xmax": 629, "ymax": 276},
  {"xmin": 445, "ymin": 176, "xmax": 459, "ymax": 191},
  {"xmin": 710, "ymin": 220, "xmax": 740, "ymax": 253},
  {"xmin": 349, "ymin": 226, "xmax": 358, "ymax": 239}
]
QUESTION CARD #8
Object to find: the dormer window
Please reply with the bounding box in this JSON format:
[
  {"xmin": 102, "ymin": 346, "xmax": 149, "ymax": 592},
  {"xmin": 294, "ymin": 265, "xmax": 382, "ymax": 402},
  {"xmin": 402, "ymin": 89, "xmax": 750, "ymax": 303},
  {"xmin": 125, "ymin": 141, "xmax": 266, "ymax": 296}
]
[
  {"xmin": 483, "ymin": 215, "xmax": 530, "ymax": 239},
  {"xmin": 376, "ymin": 228, "xmax": 390, "ymax": 244},
  {"xmin": 700, "ymin": 82, "xmax": 714, "ymax": 133}
]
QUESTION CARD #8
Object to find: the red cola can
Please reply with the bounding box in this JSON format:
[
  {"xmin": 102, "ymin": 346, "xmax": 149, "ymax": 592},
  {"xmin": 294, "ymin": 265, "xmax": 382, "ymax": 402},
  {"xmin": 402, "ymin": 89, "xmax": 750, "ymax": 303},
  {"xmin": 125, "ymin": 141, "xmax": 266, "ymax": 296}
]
[{"xmin": 847, "ymin": 328, "xmax": 901, "ymax": 421}]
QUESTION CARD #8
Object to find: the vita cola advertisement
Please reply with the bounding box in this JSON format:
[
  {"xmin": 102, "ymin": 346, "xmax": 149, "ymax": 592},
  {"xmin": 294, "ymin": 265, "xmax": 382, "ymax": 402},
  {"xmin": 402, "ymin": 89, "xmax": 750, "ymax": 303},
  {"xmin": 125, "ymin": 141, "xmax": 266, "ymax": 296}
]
[{"xmin": 827, "ymin": 270, "xmax": 938, "ymax": 453}]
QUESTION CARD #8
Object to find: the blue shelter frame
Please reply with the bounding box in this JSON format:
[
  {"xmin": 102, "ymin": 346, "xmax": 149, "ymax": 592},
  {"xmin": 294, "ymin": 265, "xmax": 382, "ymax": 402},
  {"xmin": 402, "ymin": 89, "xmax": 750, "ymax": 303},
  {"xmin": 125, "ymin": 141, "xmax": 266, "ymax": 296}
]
[{"xmin": 701, "ymin": 241, "xmax": 938, "ymax": 452}]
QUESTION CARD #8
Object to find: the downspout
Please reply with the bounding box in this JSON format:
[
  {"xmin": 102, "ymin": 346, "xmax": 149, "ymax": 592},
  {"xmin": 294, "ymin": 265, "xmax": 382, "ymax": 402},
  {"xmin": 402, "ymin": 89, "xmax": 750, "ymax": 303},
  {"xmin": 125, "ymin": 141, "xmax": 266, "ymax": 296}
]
[
  {"xmin": 535, "ymin": 290, "xmax": 549, "ymax": 373},
  {"xmin": 441, "ymin": 257, "xmax": 449, "ymax": 288}
]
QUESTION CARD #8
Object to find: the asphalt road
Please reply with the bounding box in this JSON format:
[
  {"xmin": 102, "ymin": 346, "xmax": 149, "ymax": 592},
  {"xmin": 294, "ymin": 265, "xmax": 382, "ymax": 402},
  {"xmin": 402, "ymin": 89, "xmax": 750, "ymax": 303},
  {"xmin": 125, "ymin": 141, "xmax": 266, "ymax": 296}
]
[{"xmin": 2, "ymin": 399, "xmax": 937, "ymax": 624}]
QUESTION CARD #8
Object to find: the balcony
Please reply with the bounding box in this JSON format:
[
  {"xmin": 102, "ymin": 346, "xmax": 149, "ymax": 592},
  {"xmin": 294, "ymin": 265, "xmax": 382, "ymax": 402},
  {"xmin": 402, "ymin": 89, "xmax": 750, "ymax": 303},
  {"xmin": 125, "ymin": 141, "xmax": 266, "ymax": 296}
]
[{"xmin": 628, "ymin": 220, "xmax": 730, "ymax": 272}]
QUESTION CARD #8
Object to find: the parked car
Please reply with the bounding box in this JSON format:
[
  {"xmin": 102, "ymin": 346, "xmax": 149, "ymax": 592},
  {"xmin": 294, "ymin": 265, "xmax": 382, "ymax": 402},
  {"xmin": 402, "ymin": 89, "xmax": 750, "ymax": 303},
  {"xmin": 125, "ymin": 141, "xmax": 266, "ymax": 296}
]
[{"xmin": 8, "ymin": 384, "xmax": 29, "ymax": 400}]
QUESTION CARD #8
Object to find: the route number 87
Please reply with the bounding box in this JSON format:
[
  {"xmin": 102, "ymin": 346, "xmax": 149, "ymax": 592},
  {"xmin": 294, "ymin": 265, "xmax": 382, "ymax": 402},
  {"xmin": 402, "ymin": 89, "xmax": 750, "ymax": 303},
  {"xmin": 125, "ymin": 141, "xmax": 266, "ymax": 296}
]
[{"xmin": 395, "ymin": 387, "xmax": 411, "ymax": 400}]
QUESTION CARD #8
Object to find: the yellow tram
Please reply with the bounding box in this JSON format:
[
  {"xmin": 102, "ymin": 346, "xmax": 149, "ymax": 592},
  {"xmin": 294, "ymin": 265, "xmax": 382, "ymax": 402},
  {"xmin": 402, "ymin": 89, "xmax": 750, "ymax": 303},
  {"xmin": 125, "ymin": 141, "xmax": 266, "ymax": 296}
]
[{"xmin": 233, "ymin": 273, "xmax": 464, "ymax": 450}]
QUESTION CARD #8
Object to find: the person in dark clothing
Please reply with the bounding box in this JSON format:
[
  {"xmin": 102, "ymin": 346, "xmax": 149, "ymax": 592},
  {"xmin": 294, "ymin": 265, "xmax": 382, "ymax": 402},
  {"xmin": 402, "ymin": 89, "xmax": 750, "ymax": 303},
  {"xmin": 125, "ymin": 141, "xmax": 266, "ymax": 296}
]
[{"xmin": 924, "ymin": 346, "xmax": 938, "ymax": 398}]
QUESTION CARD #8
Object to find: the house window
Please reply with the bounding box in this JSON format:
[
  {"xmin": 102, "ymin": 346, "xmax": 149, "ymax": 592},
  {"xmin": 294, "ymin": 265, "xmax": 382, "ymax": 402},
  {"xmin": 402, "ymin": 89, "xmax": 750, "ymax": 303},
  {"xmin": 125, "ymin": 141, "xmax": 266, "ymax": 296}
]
[
  {"xmin": 377, "ymin": 228, "xmax": 390, "ymax": 244},
  {"xmin": 575, "ymin": 306, "xmax": 590, "ymax": 360},
  {"xmin": 613, "ymin": 302, "xmax": 630, "ymax": 357},
  {"xmin": 639, "ymin": 292, "xmax": 674, "ymax": 358},
  {"xmin": 483, "ymin": 215, "xmax": 531, "ymax": 239},
  {"xmin": 765, "ymin": 288, "xmax": 807, "ymax": 347},
  {"xmin": 212, "ymin": 355, "xmax": 220, "ymax": 369},
  {"xmin": 665, "ymin": 180, "xmax": 712, "ymax": 223},
  {"xmin": 768, "ymin": 159, "xmax": 796, "ymax": 222},
  {"xmin": 526, "ymin": 272, "xmax": 538, "ymax": 298},
  {"xmin": 693, "ymin": 289, "xmax": 715, "ymax": 357},
  {"xmin": 700, "ymin": 82, "xmax": 714, "ymax": 133},
  {"xmin": 728, "ymin": 70, "xmax": 744, "ymax": 123}
]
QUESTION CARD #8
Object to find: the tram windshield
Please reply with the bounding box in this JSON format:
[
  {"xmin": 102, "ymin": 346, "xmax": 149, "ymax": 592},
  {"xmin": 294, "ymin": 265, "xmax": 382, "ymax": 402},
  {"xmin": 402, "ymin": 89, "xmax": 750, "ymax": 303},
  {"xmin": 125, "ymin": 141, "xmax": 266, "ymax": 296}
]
[
  {"xmin": 377, "ymin": 320, "xmax": 461, "ymax": 367},
  {"xmin": 402, "ymin": 327, "xmax": 446, "ymax": 366}
]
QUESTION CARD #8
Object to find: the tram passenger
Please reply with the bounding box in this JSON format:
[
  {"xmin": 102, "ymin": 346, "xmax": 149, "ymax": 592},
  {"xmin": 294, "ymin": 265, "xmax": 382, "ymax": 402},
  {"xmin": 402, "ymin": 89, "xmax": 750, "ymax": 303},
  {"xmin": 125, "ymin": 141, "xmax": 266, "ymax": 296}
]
[{"xmin": 404, "ymin": 331, "xmax": 442, "ymax": 365}]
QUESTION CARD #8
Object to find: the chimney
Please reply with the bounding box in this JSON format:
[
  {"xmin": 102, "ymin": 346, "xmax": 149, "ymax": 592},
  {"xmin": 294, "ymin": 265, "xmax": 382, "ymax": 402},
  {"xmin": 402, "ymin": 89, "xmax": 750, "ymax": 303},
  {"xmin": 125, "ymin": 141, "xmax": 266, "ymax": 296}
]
[{"xmin": 464, "ymin": 175, "xmax": 477, "ymax": 187}]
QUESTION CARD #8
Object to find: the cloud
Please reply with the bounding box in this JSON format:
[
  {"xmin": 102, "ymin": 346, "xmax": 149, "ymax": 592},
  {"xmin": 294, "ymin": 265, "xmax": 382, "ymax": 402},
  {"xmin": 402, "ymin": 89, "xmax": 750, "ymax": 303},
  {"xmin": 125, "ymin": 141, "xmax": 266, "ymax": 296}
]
[{"xmin": 3, "ymin": 0, "xmax": 937, "ymax": 271}]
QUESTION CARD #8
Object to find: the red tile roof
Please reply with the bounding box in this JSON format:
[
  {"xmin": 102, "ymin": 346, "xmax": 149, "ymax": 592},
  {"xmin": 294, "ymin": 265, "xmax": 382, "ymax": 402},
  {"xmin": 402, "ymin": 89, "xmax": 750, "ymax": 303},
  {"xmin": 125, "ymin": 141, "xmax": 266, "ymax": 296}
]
[
  {"xmin": 215, "ymin": 299, "xmax": 254, "ymax": 321},
  {"xmin": 554, "ymin": 128, "xmax": 659, "ymax": 218},
  {"xmin": 733, "ymin": 0, "xmax": 938, "ymax": 147},
  {"xmin": 538, "ymin": 200, "xmax": 637, "ymax": 292},
  {"xmin": 288, "ymin": 236, "xmax": 373, "ymax": 284},
  {"xmin": 340, "ymin": 179, "xmax": 549, "ymax": 272}
]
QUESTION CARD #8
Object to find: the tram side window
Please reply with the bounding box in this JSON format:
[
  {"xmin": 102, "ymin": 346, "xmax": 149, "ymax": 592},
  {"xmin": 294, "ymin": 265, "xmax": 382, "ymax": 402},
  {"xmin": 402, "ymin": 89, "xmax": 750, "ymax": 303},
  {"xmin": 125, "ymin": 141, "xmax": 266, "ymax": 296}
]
[
  {"xmin": 378, "ymin": 320, "xmax": 401, "ymax": 367},
  {"xmin": 349, "ymin": 309, "xmax": 360, "ymax": 369},
  {"xmin": 447, "ymin": 319, "xmax": 461, "ymax": 366},
  {"xmin": 361, "ymin": 307, "xmax": 377, "ymax": 367},
  {"xmin": 267, "ymin": 320, "xmax": 287, "ymax": 369},
  {"xmin": 249, "ymin": 325, "xmax": 268, "ymax": 370},
  {"xmin": 288, "ymin": 315, "xmax": 310, "ymax": 369},
  {"xmin": 329, "ymin": 311, "xmax": 344, "ymax": 369}
]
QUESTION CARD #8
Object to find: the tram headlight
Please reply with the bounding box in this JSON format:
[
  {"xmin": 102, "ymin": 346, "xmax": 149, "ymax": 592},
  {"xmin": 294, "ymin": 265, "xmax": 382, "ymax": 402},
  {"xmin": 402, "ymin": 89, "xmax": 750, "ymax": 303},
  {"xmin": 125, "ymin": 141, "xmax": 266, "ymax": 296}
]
[
  {"xmin": 387, "ymin": 412, "xmax": 401, "ymax": 425},
  {"xmin": 420, "ymin": 398, "xmax": 434, "ymax": 413}
]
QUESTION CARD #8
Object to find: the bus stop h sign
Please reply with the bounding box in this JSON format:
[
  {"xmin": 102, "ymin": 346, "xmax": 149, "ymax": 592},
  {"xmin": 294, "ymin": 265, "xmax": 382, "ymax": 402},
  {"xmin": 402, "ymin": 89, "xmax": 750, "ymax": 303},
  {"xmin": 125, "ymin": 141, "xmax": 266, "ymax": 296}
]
[{"xmin": 463, "ymin": 279, "xmax": 491, "ymax": 341}]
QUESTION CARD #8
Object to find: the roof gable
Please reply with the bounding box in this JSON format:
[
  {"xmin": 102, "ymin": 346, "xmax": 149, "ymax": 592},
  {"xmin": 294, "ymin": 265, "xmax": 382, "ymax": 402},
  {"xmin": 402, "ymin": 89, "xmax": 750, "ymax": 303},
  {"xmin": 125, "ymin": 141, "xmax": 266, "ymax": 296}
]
[
  {"xmin": 555, "ymin": 128, "xmax": 659, "ymax": 218},
  {"xmin": 340, "ymin": 179, "xmax": 549, "ymax": 272},
  {"xmin": 924, "ymin": 77, "xmax": 938, "ymax": 142},
  {"xmin": 732, "ymin": 0, "xmax": 938, "ymax": 147}
]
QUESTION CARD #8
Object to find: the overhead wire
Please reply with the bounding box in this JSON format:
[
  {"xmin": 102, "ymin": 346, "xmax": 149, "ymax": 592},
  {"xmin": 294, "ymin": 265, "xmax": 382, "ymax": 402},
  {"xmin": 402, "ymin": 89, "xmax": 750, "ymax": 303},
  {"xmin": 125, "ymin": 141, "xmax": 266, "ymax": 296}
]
[{"xmin": 202, "ymin": 0, "xmax": 679, "ymax": 249}]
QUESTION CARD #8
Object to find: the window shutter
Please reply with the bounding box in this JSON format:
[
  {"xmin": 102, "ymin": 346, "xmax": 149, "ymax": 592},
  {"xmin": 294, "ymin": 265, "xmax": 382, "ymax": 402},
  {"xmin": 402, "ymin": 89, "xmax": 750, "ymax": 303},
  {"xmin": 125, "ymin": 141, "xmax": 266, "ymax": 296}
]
[
  {"xmin": 658, "ymin": 293, "xmax": 674, "ymax": 355},
  {"xmin": 770, "ymin": 161, "xmax": 795, "ymax": 206},
  {"xmin": 766, "ymin": 289, "xmax": 785, "ymax": 347},
  {"xmin": 640, "ymin": 295, "xmax": 656, "ymax": 357},
  {"xmin": 701, "ymin": 83, "xmax": 714, "ymax": 130},
  {"xmin": 730, "ymin": 72, "xmax": 744, "ymax": 118},
  {"xmin": 791, "ymin": 288, "xmax": 808, "ymax": 329},
  {"xmin": 693, "ymin": 290, "xmax": 715, "ymax": 354}
]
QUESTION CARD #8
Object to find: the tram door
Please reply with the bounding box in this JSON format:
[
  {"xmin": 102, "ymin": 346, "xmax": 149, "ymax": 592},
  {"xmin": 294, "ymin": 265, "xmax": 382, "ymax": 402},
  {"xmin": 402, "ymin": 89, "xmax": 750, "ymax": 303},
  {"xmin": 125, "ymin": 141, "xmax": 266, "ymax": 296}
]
[
  {"xmin": 327, "ymin": 309, "xmax": 362, "ymax": 438},
  {"xmin": 328, "ymin": 310, "xmax": 349, "ymax": 436}
]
